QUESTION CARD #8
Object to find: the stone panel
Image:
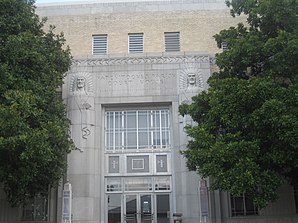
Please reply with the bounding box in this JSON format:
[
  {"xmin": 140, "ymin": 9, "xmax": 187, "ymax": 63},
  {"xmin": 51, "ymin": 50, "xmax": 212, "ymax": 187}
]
[
  {"xmin": 67, "ymin": 149, "xmax": 96, "ymax": 175},
  {"xmin": 71, "ymin": 197, "xmax": 95, "ymax": 221}
]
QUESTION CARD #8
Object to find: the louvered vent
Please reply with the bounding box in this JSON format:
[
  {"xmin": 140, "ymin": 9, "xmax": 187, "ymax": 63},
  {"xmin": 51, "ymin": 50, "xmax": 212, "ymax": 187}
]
[
  {"xmin": 129, "ymin": 33, "xmax": 143, "ymax": 53},
  {"xmin": 93, "ymin": 35, "xmax": 107, "ymax": 55},
  {"xmin": 164, "ymin": 32, "xmax": 180, "ymax": 52}
]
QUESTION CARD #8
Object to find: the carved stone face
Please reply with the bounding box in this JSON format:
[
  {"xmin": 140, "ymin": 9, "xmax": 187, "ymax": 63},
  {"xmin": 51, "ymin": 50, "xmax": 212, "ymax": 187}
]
[
  {"xmin": 76, "ymin": 76, "xmax": 86, "ymax": 90},
  {"xmin": 187, "ymin": 73, "xmax": 196, "ymax": 86}
]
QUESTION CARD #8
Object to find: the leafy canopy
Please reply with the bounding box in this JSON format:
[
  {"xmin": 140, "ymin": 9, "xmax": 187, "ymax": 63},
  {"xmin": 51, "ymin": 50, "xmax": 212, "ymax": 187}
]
[
  {"xmin": 0, "ymin": 0, "xmax": 73, "ymax": 206},
  {"xmin": 179, "ymin": 0, "xmax": 298, "ymax": 208}
]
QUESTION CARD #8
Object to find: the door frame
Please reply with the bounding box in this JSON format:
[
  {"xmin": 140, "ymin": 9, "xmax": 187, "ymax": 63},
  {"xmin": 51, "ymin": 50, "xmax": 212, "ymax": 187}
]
[
  {"xmin": 106, "ymin": 193, "xmax": 171, "ymax": 223},
  {"xmin": 124, "ymin": 193, "xmax": 154, "ymax": 223}
]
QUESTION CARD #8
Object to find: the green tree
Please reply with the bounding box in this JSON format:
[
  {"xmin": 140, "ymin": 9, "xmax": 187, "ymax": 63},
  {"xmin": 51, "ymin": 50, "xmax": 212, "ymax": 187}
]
[
  {"xmin": 0, "ymin": 0, "xmax": 73, "ymax": 206},
  {"xmin": 179, "ymin": 0, "xmax": 298, "ymax": 208}
]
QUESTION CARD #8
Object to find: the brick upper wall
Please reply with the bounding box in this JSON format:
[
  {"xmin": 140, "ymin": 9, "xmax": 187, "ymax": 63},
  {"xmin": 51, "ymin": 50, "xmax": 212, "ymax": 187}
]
[{"xmin": 36, "ymin": 1, "xmax": 245, "ymax": 58}]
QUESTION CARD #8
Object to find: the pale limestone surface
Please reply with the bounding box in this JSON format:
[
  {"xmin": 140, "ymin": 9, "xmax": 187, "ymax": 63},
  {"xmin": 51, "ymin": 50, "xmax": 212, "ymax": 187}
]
[{"xmin": 63, "ymin": 51, "xmax": 212, "ymax": 223}]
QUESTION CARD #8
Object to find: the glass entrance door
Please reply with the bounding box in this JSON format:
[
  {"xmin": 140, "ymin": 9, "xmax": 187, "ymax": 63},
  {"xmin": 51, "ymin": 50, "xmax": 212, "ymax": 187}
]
[
  {"xmin": 124, "ymin": 194, "xmax": 153, "ymax": 223},
  {"xmin": 156, "ymin": 194, "xmax": 170, "ymax": 223},
  {"xmin": 140, "ymin": 195, "xmax": 153, "ymax": 223},
  {"xmin": 108, "ymin": 193, "xmax": 170, "ymax": 223}
]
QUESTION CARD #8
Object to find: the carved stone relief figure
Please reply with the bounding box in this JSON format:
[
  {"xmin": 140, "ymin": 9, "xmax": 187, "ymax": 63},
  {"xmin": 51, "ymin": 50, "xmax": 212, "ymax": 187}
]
[
  {"xmin": 70, "ymin": 72, "xmax": 93, "ymax": 95},
  {"xmin": 69, "ymin": 72, "xmax": 94, "ymax": 141},
  {"xmin": 179, "ymin": 62, "xmax": 203, "ymax": 91},
  {"xmin": 76, "ymin": 76, "xmax": 86, "ymax": 93},
  {"xmin": 187, "ymin": 73, "xmax": 197, "ymax": 87}
]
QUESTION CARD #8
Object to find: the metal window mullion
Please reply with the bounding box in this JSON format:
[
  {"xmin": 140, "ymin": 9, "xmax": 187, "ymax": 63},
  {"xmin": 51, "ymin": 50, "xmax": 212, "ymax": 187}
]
[
  {"xmin": 150, "ymin": 111, "xmax": 153, "ymax": 147},
  {"xmin": 113, "ymin": 112, "xmax": 116, "ymax": 151},
  {"xmin": 122, "ymin": 112, "xmax": 125, "ymax": 150},
  {"xmin": 153, "ymin": 111, "xmax": 156, "ymax": 147},
  {"xmin": 136, "ymin": 111, "xmax": 139, "ymax": 150},
  {"xmin": 159, "ymin": 110, "xmax": 162, "ymax": 148},
  {"xmin": 154, "ymin": 111, "xmax": 158, "ymax": 147},
  {"xmin": 105, "ymin": 114, "xmax": 107, "ymax": 150},
  {"xmin": 147, "ymin": 111, "xmax": 150, "ymax": 148},
  {"xmin": 163, "ymin": 111, "xmax": 167, "ymax": 147},
  {"xmin": 167, "ymin": 111, "xmax": 170, "ymax": 147}
]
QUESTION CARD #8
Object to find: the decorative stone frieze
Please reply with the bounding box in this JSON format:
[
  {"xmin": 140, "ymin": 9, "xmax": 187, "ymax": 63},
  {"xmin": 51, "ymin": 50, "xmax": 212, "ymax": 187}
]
[{"xmin": 72, "ymin": 55, "xmax": 212, "ymax": 66}]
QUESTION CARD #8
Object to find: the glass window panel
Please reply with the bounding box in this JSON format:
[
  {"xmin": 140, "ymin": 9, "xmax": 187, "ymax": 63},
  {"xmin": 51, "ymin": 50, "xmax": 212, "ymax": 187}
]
[
  {"xmin": 106, "ymin": 113, "xmax": 113, "ymax": 130},
  {"xmin": 138, "ymin": 132, "xmax": 149, "ymax": 149},
  {"xmin": 124, "ymin": 177, "xmax": 152, "ymax": 191},
  {"xmin": 126, "ymin": 132, "xmax": 137, "ymax": 149},
  {"xmin": 234, "ymin": 196, "xmax": 244, "ymax": 216},
  {"xmin": 157, "ymin": 195, "xmax": 170, "ymax": 223},
  {"xmin": 125, "ymin": 195, "xmax": 137, "ymax": 223},
  {"xmin": 155, "ymin": 177, "xmax": 171, "ymax": 191},
  {"xmin": 138, "ymin": 111, "xmax": 148, "ymax": 129},
  {"xmin": 161, "ymin": 111, "xmax": 167, "ymax": 128},
  {"xmin": 141, "ymin": 195, "xmax": 152, "ymax": 222},
  {"xmin": 127, "ymin": 112, "xmax": 137, "ymax": 129},
  {"xmin": 231, "ymin": 194, "xmax": 258, "ymax": 216},
  {"xmin": 153, "ymin": 130, "xmax": 160, "ymax": 148},
  {"xmin": 106, "ymin": 178, "xmax": 122, "ymax": 192},
  {"xmin": 114, "ymin": 112, "xmax": 121, "ymax": 129},
  {"xmin": 108, "ymin": 194, "xmax": 121, "ymax": 223},
  {"xmin": 115, "ymin": 132, "xmax": 122, "ymax": 149},
  {"xmin": 105, "ymin": 132, "xmax": 112, "ymax": 150},
  {"xmin": 105, "ymin": 109, "xmax": 170, "ymax": 150},
  {"xmin": 152, "ymin": 111, "xmax": 161, "ymax": 128},
  {"xmin": 162, "ymin": 131, "xmax": 169, "ymax": 147},
  {"xmin": 245, "ymin": 198, "xmax": 257, "ymax": 215}
]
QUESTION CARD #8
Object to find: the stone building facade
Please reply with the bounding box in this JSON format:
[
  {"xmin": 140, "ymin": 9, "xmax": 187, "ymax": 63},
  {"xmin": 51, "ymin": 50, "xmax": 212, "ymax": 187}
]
[{"xmin": 0, "ymin": 1, "xmax": 297, "ymax": 223}]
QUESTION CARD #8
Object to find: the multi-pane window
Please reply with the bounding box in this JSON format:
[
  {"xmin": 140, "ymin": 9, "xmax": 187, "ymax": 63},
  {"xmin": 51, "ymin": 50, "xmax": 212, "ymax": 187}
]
[
  {"xmin": 106, "ymin": 176, "xmax": 171, "ymax": 193},
  {"xmin": 128, "ymin": 33, "xmax": 144, "ymax": 53},
  {"xmin": 22, "ymin": 195, "xmax": 48, "ymax": 221},
  {"xmin": 92, "ymin": 34, "xmax": 107, "ymax": 55},
  {"xmin": 105, "ymin": 110, "xmax": 170, "ymax": 150},
  {"xmin": 155, "ymin": 176, "xmax": 171, "ymax": 191},
  {"xmin": 164, "ymin": 32, "xmax": 180, "ymax": 52},
  {"xmin": 107, "ymin": 178, "xmax": 122, "ymax": 192},
  {"xmin": 230, "ymin": 194, "xmax": 258, "ymax": 216},
  {"xmin": 125, "ymin": 177, "xmax": 153, "ymax": 191}
]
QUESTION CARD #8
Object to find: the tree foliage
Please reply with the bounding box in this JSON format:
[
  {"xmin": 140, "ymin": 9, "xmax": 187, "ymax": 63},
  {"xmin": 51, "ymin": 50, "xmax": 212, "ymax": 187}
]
[
  {"xmin": 0, "ymin": 0, "xmax": 73, "ymax": 206},
  {"xmin": 180, "ymin": 0, "xmax": 298, "ymax": 208}
]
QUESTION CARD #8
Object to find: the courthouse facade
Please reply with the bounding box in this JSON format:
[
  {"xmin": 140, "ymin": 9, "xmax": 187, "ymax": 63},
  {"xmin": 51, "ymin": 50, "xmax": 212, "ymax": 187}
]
[{"xmin": 0, "ymin": 1, "xmax": 297, "ymax": 223}]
